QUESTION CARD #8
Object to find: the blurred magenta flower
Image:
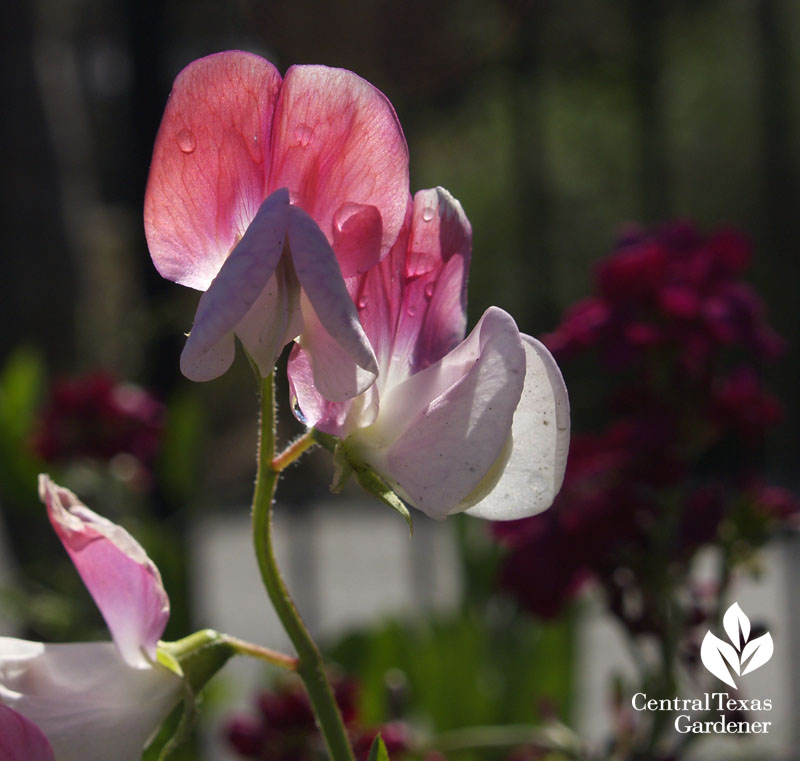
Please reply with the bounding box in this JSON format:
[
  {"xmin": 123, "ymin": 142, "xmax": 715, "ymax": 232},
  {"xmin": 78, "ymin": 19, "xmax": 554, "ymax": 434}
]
[
  {"xmin": 226, "ymin": 676, "xmax": 410, "ymax": 761},
  {"xmin": 290, "ymin": 188, "xmax": 570, "ymax": 520},
  {"xmin": 145, "ymin": 51, "xmax": 409, "ymax": 399},
  {"xmin": 496, "ymin": 221, "xmax": 796, "ymax": 621},
  {"xmin": 0, "ymin": 476, "xmax": 182, "ymax": 761},
  {"xmin": 0, "ymin": 704, "xmax": 55, "ymax": 761},
  {"xmin": 32, "ymin": 370, "xmax": 164, "ymax": 488}
]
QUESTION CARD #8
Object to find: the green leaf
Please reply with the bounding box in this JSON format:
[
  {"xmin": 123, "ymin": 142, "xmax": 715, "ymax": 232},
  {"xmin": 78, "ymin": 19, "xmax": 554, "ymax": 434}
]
[
  {"xmin": 0, "ymin": 347, "xmax": 44, "ymax": 442},
  {"xmin": 367, "ymin": 734, "xmax": 390, "ymax": 761}
]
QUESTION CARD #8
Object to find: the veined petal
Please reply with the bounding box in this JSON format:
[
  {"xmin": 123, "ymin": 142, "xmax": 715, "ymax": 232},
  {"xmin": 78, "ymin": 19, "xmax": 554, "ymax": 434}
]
[
  {"xmin": 331, "ymin": 203, "xmax": 383, "ymax": 277},
  {"xmin": 0, "ymin": 638, "xmax": 181, "ymax": 761},
  {"xmin": 465, "ymin": 335, "xmax": 570, "ymax": 520},
  {"xmin": 39, "ymin": 476, "xmax": 169, "ymax": 669},
  {"xmin": 0, "ymin": 704, "xmax": 54, "ymax": 761},
  {"xmin": 288, "ymin": 205, "xmax": 378, "ymax": 399},
  {"xmin": 180, "ymin": 188, "xmax": 290, "ymax": 382},
  {"xmin": 359, "ymin": 308, "xmax": 525, "ymax": 519},
  {"xmin": 386, "ymin": 188, "xmax": 471, "ymax": 383},
  {"xmin": 287, "ymin": 346, "xmax": 349, "ymax": 434},
  {"xmin": 269, "ymin": 65, "xmax": 409, "ymax": 273},
  {"xmin": 144, "ymin": 51, "xmax": 282, "ymax": 290}
]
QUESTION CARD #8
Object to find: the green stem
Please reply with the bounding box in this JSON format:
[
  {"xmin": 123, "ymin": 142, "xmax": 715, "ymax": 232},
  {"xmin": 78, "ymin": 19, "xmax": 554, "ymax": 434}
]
[
  {"xmin": 223, "ymin": 635, "xmax": 299, "ymax": 671},
  {"xmin": 273, "ymin": 430, "xmax": 317, "ymax": 471},
  {"xmin": 251, "ymin": 373, "xmax": 356, "ymax": 761}
]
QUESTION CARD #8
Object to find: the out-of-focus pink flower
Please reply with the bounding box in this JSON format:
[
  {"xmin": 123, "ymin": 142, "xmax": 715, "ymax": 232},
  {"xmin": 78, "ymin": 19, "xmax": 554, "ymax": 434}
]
[
  {"xmin": 0, "ymin": 704, "xmax": 55, "ymax": 761},
  {"xmin": 145, "ymin": 51, "xmax": 409, "ymax": 400},
  {"xmin": 289, "ymin": 188, "xmax": 570, "ymax": 521},
  {"xmin": 750, "ymin": 484, "xmax": 800, "ymax": 522},
  {"xmin": 496, "ymin": 220, "xmax": 794, "ymax": 622},
  {"xmin": 225, "ymin": 677, "xmax": 410, "ymax": 761},
  {"xmin": 0, "ymin": 476, "xmax": 182, "ymax": 761},
  {"xmin": 32, "ymin": 371, "xmax": 163, "ymax": 475},
  {"xmin": 712, "ymin": 367, "xmax": 783, "ymax": 440}
]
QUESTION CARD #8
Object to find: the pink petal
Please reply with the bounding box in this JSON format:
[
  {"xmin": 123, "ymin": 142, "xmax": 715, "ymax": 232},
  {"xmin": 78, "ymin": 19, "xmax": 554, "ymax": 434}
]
[
  {"xmin": 288, "ymin": 205, "xmax": 378, "ymax": 399},
  {"xmin": 39, "ymin": 476, "xmax": 170, "ymax": 669},
  {"xmin": 331, "ymin": 203, "xmax": 383, "ymax": 276},
  {"xmin": 295, "ymin": 295, "xmax": 378, "ymax": 403},
  {"xmin": 0, "ymin": 705, "xmax": 54, "ymax": 761},
  {"xmin": 465, "ymin": 335, "xmax": 570, "ymax": 520},
  {"xmin": 392, "ymin": 188, "xmax": 471, "ymax": 377},
  {"xmin": 180, "ymin": 188, "xmax": 290, "ymax": 381},
  {"xmin": 368, "ymin": 308, "xmax": 525, "ymax": 519},
  {"xmin": 144, "ymin": 51, "xmax": 282, "ymax": 290},
  {"xmin": 269, "ymin": 65, "xmax": 408, "ymax": 274},
  {"xmin": 287, "ymin": 345, "xmax": 351, "ymax": 434},
  {"xmin": 349, "ymin": 199, "xmax": 411, "ymax": 372}
]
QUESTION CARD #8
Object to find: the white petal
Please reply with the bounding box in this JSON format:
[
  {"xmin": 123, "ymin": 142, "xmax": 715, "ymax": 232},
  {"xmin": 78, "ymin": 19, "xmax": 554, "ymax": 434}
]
[
  {"xmin": 359, "ymin": 308, "xmax": 525, "ymax": 519},
  {"xmin": 465, "ymin": 335, "xmax": 570, "ymax": 520},
  {"xmin": 0, "ymin": 638, "xmax": 182, "ymax": 761}
]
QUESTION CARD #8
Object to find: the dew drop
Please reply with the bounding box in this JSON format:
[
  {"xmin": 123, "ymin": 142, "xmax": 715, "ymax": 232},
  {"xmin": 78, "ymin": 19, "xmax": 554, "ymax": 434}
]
[
  {"xmin": 357, "ymin": 295, "xmax": 368, "ymax": 310},
  {"xmin": 295, "ymin": 124, "xmax": 313, "ymax": 147},
  {"xmin": 176, "ymin": 128, "xmax": 196, "ymax": 154},
  {"xmin": 423, "ymin": 282, "xmax": 434, "ymax": 300},
  {"xmin": 407, "ymin": 305, "xmax": 417, "ymax": 317},
  {"xmin": 421, "ymin": 204, "xmax": 435, "ymax": 222}
]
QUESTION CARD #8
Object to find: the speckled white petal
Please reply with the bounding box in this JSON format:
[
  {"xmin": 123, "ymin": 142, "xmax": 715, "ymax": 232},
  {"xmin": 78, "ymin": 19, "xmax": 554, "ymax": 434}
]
[
  {"xmin": 375, "ymin": 308, "xmax": 525, "ymax": 519},
  {"xmin": 465, "ymin": 335, "xmax": 570, "ymax": 520}
]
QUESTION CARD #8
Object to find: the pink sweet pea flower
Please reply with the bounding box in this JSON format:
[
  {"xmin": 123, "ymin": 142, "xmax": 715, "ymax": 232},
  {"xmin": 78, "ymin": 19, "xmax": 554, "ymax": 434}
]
[
  {"xmin": 0, "ymin": 704, "xmax": 55, "ymax": 761},
  {"xmin": 144, "ymin": 51, "xmax": 409, "ymax": 400},
  {"xmin": 289, "ymin": 188, "xmax": 570, "ymax": 520},
  {"xmin": 0, "ymin": 476, "xmax": 182, "ymax": 761}
]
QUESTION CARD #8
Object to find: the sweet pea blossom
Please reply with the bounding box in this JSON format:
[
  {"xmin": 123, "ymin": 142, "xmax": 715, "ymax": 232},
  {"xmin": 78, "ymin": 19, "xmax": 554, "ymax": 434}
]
[
  {"xmin": 144, "ymin": 51, "xmax": 409, "ymax": 400},
  {"xmin": 0, "ymin": 476, "xmax": 183, "ymax": 761},
  {"xmin": 0, "ymin": 704, "xmax": 55, "ymax": 761},
  {"xmin": 289, "ymin": 188, "xmax": 570, "ymax": 520}
]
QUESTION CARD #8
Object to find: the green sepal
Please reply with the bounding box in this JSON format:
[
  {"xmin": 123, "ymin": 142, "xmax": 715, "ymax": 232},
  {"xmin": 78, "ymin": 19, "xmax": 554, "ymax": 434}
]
[
  {"xmin": 160, "ymin": 629, "xmax": 236, "ymax": 695},
  {"xmin": 313, "ymin": 428, "xmax": 413, "ymax": 534},
  {"xmin": 152, "ymin": 630, "xmax": 237, "ymax": 760},
  {"xmin": 367, "ymin": 734, "xmax": 391, "ymax": 761},
  {"xmin": 352, "ymin": 462, "xmax": 413, "ymax": 536},
  {"xmin": 331, "ymin": 441, "xmax": 354, "ymax": 492}
]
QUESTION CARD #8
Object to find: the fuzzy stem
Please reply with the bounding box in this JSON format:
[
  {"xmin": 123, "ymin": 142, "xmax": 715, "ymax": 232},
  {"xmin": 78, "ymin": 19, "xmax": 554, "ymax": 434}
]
[
  {"xmin": 272, "ymin": 430, "xmax": 317, "ymax": 471},
  {"xmin": 251, "ymin": 372, "xmax": 355, "ymax": 761}
]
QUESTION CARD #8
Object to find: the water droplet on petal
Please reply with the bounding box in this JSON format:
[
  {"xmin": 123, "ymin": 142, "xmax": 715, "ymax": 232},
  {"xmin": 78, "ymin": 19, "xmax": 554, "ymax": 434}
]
[
  {"xmin": 407, "ymin": 305, "xmax": 417, "ymax": 317},
  {"xmin": 357, "ymin": 295, "xmax": 368, "ymax": 310},
  {"xmin": 176, "ymin": 128, "xmax": 196, "ymax": 154},
  {"xmin": 421, "ymin": 204, "xmax": 435, "ymax": 222},
  {"xmin": 423, "ymin": 282, "xmax": 435, "ymax": 300},
  {"xmin": 295, "ymin": 124, "xmax": 313, "ymax": 147}
]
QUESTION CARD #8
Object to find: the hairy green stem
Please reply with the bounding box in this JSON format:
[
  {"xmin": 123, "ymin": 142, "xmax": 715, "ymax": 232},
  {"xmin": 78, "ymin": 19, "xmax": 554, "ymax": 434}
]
[
  {"xmin": 273, "ymin": 430, "xmax": 317, "ymax": 471},
  {"xmin": 251, "ymin": 373, "xmax": 356, "ymax": 761}
]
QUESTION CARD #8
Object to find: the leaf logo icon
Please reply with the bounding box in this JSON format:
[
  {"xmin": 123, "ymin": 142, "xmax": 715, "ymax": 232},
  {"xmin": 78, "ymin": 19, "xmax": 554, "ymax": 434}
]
[{"xmin": 700, "ymin": 602, "xmax": 774, "ymax": 689}]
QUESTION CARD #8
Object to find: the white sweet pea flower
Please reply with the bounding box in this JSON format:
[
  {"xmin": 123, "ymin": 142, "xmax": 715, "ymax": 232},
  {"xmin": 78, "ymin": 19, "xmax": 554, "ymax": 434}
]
[
  {"xmin": 0, "ymin": 476, "xmax": 183, "ymax": 761},
  {"xmin": 289, "ymin": 188, "xmax": 570, "ymax": 520}
]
